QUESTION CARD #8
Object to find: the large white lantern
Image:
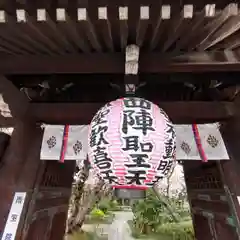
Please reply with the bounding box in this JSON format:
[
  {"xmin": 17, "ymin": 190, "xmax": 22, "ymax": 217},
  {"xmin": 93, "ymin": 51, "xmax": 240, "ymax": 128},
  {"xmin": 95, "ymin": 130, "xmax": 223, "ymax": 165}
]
[{"xmin": 88, "ymin": 97, "xmax": 176, "ymax": 189}]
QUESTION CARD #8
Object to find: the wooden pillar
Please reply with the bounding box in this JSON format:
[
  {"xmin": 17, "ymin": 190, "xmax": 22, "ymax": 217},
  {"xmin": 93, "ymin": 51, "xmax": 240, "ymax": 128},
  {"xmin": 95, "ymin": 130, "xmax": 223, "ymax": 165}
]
[
  {"xmin": 0, "ymin": 121, "xmax": 42, "ymax": 239},
  {"xmin": 183, "ymin": 160, "xmax": 238, "ymax": 240},
  {"xmin": 219, "ymin": 99, "xmax": 240, "ymax": 238},
  {"xmin": 0, "ymin": 121, "xmax": 75, "ymax": 239},
  {"xmin": 183, "ymin": 161, "xmax": 214, "ymax": 240}
]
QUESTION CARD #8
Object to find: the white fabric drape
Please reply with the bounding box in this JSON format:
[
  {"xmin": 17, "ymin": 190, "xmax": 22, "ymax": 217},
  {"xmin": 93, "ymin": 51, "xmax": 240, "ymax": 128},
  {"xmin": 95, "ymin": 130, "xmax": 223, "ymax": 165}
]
[
  {"xmin": 175, "ymin": 123, "xmax": 229, "ymax": 160},
  {"xmin": 40, "ymin": 124, "xmax": 229, "ymax": 161},
  {"xmin": 40, "ymin": 125, "xmax": 88, "ymax": 160}
]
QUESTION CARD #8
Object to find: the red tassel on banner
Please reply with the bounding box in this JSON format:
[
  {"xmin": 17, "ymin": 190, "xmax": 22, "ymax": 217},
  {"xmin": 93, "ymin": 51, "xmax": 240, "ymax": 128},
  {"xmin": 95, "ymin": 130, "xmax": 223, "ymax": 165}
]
[
  {"xmin": 192, "ymin": 124, "xmax": 208, "ymax": 163},
  {"xmin": 59, "ymin": 124, "xmax": 70, "ymax": 163}
]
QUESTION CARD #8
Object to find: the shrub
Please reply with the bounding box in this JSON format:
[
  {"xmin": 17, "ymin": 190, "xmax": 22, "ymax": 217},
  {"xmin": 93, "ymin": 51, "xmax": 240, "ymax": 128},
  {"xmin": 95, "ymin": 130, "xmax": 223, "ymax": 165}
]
[
  {"xmin": 131, "ymin": 189, "xmax": 193, "ymax": 238},
  {"xmin": 67, "ymin": 231, "xmax": 108, "ymax": 240},
  {"xmin": 109, "ymin": 199, "xmax": 119, "ymax": 210},
  {"xmin": 98, "ymin": 199, "xmax": 110, "ymax": 213},
  {"xmin": 90, "ymin": 208, "xmax": 105, "ymax": 220},
  {"xmin": 98, "ymin": 198, "xmax": 120, "ymax": 213},
  {"xmin": 156, "ymin": 221, "xmax": 194, "ymax": 240}
]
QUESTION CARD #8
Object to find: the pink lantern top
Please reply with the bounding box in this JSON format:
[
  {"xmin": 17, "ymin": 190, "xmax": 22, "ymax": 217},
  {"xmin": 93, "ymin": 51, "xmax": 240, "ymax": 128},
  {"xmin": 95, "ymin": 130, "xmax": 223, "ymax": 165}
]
[{"xmin": 88, "ymin": 97, "xmax": 176, "ymax": 189}]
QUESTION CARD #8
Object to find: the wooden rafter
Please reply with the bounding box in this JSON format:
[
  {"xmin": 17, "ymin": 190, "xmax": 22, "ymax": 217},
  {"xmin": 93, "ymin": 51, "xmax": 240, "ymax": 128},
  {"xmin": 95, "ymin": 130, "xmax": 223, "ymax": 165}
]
[
  {"xmin": 78, "ymin": 8, "xmax": 102, "ymax": 52},
  {"xmin": 97, "ymin": 7, "xmax": 114, "ymax": 52},
  {"xmin": 175, "ymin": 4, "xmax": 216, "ymax": 52},
  {"xmin": 195, "ymin": 3, "xmax": 238, "ymax": 51},
  {"xmin": 28, "ymin": 101, "xmax": 235, "ymax": 125},
  {"xmin": 0, "ymin": 51, "xmax": 239, "ymax": 74},
  {"xmin": 119, "ymin": 6, "xmax": 128, "ymax": 51},
  {"xmin": 0, "ymin": 3, "xmax": 235, "ymax": 55},
  {"xmin": 56, "ymin": 8, "xmax": 90, "ymax": 53},
  {"xmin": 136, "ymin": 6, "xmax": 149, "ymax": 47},
  {"xmin": 161, "ymin": 5, "xmax": 193, "ymax": 52}
]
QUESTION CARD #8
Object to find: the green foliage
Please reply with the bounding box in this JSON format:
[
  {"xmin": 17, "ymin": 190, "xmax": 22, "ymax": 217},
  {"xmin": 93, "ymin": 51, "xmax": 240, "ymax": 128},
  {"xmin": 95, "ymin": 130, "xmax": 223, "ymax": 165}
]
[
  {"xmin": 98, "ymin": 199, "xmax": 109, "ymax": 214},
  {"xmin": 85, "ymin": 207, "xmax": 114, "ymax": 224},
  {"xmin": 109, "ymin": 199, "xmax": 120, "ymax": 210},
  {"xmin": 90, "ymin": 208, "xmax": 105, "ymax": 219},
  {"xmin": 67, "ymin": 231, "xmax": 108, "ymax": 240},
  {"xmin": 131, "ymin": 189, "xmax": 194, "ymax": 239},
  {"xmin": 132, "ymin": 189, "xmax": 176, "ymax": 234},
  {"xmin": 157, "ymin": 221, "xmax": 194, "ymax": 240},
  {"xmin": 97, "ymin": 198, "xmax": 120, "ymax": 213}
]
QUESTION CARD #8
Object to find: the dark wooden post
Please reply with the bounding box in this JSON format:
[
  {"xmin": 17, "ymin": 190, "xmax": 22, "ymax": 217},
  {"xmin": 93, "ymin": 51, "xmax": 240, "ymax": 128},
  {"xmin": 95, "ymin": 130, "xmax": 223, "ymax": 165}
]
[
  {"xmin": 183, "ymin": 160, "xmax": 238, "ymax": 240},
  {"xmin": 0, "ymin": 122, "xmax": 41, "ymax": 239},
  {"xmin": 0, "ymin": 121, "xmax": 75, "ymax": 240},
  {"xmin": 218, "ymin": 98, "xmax": 240, "ymax": 238},
  {"xmin": 183, "ymin": 161, "xmax": 214, "ymax": 240}
]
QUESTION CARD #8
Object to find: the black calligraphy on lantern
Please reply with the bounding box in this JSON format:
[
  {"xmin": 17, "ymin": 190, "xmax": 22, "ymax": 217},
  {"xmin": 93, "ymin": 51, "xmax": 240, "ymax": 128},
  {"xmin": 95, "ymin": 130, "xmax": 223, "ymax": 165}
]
[
  {"xmin": 157, "ymin": 159, "xmax": 174, "ymax": 175},
  {"xmin": 122, "ymin": 136, "xmax": 153, "ymax": 152},
  {"xmin": 93, "ymin": 146, "xmax": 112, "ymax": 170},
  {"xmin": 166, "ymin": 122, "xmax": 176, "ymax": 139},
  {"xmin": 162, "ymin": 122, "xmax": 176, "ymax": 162},
  {"xmin": 91, "ymin": 106, "xmax": 110, "ymax": 128},
  {"xmin": 120, "ymin": 98, "xmax": 157, "ymax": 186},
  {"xmin": 163, "ymin": 139, "xmax": 175, "ymax": 160},
  {"xmin": 122, "ymin": 109, "xmax": 155, "ymax": 135},
  {"xmin": 126, "ymin": 170, "xmax": 147, "ymax": 185},
  {"xmin": 123, "ymin": 98, "xmax": 151, "ymax": 110},
  {"xmin": 101, "ymin": 169, "xmax": 118, "ymax": 184},
  {"xmin": 90, "ymin": 104, "xmax": 115, "ymax": 184},
  {"xmin": 160, "ymin": 108, "xmax": 169, "ymax": 121},
  {"xmin": 89, "ymin": 126, "xmax": 108, "ymax": 148},
  {"xmin": 125, "ymin": 154, "xmax": 151, "ymax": 168}
]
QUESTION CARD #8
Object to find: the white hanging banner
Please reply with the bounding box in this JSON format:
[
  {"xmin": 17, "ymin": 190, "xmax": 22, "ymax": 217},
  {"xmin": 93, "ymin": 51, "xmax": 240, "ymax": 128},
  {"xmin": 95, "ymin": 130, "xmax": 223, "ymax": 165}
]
[
  {"xmin": 65, "ymin": 125, "xmax": 89, "ymax": 160},
  {"xmin": 40, "ymin": 125, "xmax": 65, "ymax": 160},
  {"xmin": 176, "ymin": 123, "xmax": 229, "ymax": 160},
  {"xmin": 40, "ymin": 125, "xmax": 88, "ymax": 160},
  {"xmin": 175, "ymin": 125, "xmax": 199, "ymax": 160},
  {"xmin": 1, "ymin": 192, "xmax": 26, "ymax": 240},
  {"xmin": 40, "ymin": 124, "xmax": 229, "ymax": 161},
  {"xmin": 197, "ymin": 123, "xmax": 229, "ymax": 160}
]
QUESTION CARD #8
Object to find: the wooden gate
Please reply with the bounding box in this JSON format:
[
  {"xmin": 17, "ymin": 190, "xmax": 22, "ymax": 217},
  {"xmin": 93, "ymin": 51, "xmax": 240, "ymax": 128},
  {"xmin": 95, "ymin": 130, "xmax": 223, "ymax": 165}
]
[
  {"xmin": 184, "ymin": 161, "xmax": 238, "ymax": 240},
  {"xmin": 22, "ymin": 161, "xmax": 75, "ymax": 240},
  {"xmin": 0, "ymin": 123, "xmax": 75, "ymax": 240}
]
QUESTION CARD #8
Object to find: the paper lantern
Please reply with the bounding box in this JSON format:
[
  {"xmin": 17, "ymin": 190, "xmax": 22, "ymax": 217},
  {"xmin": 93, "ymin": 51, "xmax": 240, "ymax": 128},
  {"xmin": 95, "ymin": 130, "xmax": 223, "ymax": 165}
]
[{"xmin": 88, "ymin": 97, "xmax": 176, "ymax": 188}]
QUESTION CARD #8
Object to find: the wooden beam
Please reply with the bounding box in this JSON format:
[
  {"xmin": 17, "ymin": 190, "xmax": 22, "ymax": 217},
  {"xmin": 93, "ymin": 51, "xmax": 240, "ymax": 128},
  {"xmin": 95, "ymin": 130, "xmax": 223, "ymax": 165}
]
[
  {"xmin": 162, "ymin": 4, "xmax": 193, "ymax": 52},
  {"xmin": 119, "ymin": 6, "xmax": 128, "ymax": 50},
  {"xmin": 78, "ymin": 8, "xmax": 102, "ymax": 52},
  {"xmin": 97, "ymin": 7, "xmax": 114, "ymax": 52},
  {"xmin": 189, "ymin": 3, "xmax": 238, "ymax": 51},
  {"xmin": 0, "ymin": 51, "xmax": 240, "ymax": 74},
  {"xmin": 0, "ymin": 76, "xmax": 30, "ymax": 120},
  {"xmin": 198, "ymin": 14, "xmax": 240, "ymax": 50},
  {"xmin": 29, "ymin": 101, "xmax": 235, "ymax": 125},
  {"xmin": 136, "ymin": 6, "xmax": 149, "ymax": 47},
  {"xmin": 175, "ymin": 4, "xmax": 216, "ymax": 51},
  {"xmin": 56, "ymin": 8, "xmax": 90, "ymax": 53},
  {"xmin": 150, "ymin": 5, "xmax": 170, "ymax": 50}
]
